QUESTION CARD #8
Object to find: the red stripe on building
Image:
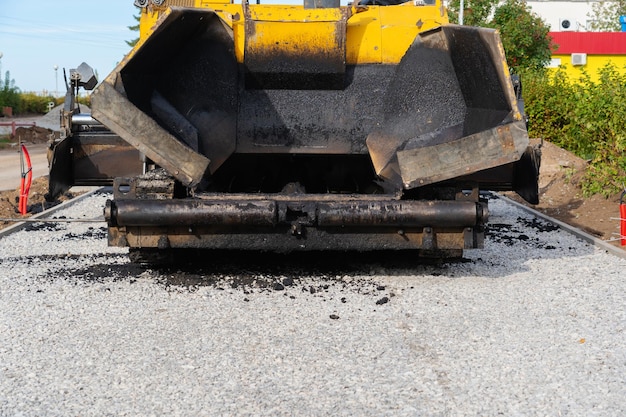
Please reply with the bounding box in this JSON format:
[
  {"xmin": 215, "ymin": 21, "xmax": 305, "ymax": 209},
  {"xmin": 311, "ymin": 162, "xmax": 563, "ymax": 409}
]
[{"xmin": 550, "ymin": 32, "xmax": 626, "ymax": 54}]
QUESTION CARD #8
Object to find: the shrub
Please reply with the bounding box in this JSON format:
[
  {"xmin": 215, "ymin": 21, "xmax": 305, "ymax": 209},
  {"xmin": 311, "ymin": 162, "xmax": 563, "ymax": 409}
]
[
  {"xmin": 18, "ymin": 92, "xmax": 57, "ymax": 114},
  {"xmin": 522, "ymin": 64, "xmax": 626, "ymax": 197},
  {"xmin": 489, "ymin": 0, "xmax": 553, "ymax": 71},
  {"xmin": 447, "ymin": 0, "xmax": 553, "ymax": 71},
  {"xmin": 76, "ymin": 94, "xmax": 91, "ymax": 108}
]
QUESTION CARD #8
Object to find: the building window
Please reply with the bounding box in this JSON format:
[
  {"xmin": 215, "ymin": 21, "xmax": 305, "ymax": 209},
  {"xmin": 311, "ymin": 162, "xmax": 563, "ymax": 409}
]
[{"xmin": 547, "ymin": 58, "xmax": 562, "ymax": 68}]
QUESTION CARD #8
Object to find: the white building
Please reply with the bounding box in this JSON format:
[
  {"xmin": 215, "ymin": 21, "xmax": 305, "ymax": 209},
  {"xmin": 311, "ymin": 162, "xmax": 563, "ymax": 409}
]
[{"xmin": 527, "ymin": 0, "xmax": 598, "ymax": 31}]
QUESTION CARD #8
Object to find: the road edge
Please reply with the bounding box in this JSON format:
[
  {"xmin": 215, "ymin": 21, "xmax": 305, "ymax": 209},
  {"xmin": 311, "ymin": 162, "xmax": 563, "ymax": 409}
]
[
  {"xmin": 498, "ymin": 194, "xmax": 626, "ymax": 260},
  {"xmin": 0, "ymin": 187, "xmax": 103, "ymax": 239}
]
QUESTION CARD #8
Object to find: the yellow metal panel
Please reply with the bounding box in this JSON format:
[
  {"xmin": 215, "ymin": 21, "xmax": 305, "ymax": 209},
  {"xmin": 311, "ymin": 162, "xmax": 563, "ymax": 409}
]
[
  {"xmin": 247, "ymin": 5, "xmax": 345, "ymax": 21},
  {"xmin": 199, "ymin": 0, "xmax": 231, "ymax": 5},
  {"xmin": 246, "ymin": 21, "xmax": 344, "ymax": 58},
  {"xmin": 243, "ymin": 4, "xmax": 348, "ymax": 80},
  {"xmin": 345, "ymin": 3, "xmax": 449, "ymax": 65},
  {"xmin": 139, "ymin": 8, "xmax": 161, "ymax": 40},
  {"xmin": 137, "ymin": 1, "xmax": 451, "ymax": 65},
  {"xmin": 167, "ymin": 0, "xmax": 196, "ymax": 6},
  {"xmin": 346, "ymin": 8, "xmax": 382, "ymax": 64},
  {"xmin": 233, "ymin": 15, "xmax": 245, "ymax": 63},
  {"xmin": 379, "ymin": 3, "xmax": 448, "ymax": 64},
  {"xmin": 243, "ymin": 4, "xmax": 348, "ymax": 60}
]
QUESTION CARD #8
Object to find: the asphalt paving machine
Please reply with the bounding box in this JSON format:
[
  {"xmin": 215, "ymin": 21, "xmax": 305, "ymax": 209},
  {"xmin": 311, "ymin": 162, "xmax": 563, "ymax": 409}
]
[{"xmin": 48, "ymin": 0, "xmax": 540, "ymax": 261}]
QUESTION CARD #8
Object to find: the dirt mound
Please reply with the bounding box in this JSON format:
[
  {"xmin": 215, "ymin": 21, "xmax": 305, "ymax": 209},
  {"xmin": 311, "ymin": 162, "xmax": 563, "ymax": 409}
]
[
  {"xmin": 0, "ymin": 177, "xmax": 78, "ymax": 229},
  {"xmin": 505, "ymin": 139, "xmax": 624, "ymax": 249},
  {"xmin": 14, "ymin": 126, "xmax": 55, "ymax": 144}
]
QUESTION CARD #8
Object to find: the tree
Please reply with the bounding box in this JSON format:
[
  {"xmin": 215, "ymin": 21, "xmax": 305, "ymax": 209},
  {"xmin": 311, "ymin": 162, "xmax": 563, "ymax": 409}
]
[
  {"xmin": 126, "ymin": 14, "xmax": 141, "ymax": 47},
  {"xmin": 588, "ymin": 1, "xmax": 626, "ymax": 31},
  {"xmin": 447, "ymin": 0, "xmax": 553, "ymax": 71},
  {"xmin": 0, "ymin": 68, "xmax": 20, "ymax": 111},
  {"xmin": 489, "ymin": 0, "xmax": 553, "ymax": 71},
  {"xmin": 447, "ymin": 0, "xmax": 498, "ymax": 26}
]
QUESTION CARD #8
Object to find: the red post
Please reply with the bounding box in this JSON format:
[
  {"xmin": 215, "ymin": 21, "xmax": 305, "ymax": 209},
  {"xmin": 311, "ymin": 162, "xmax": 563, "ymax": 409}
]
[
  {"xmin": 619, "ymin": 190, "xmax": 626, "ymax": 246},
  {"xmin": 19, "ymin": 144, "xmax": 32, "ymax": 215}
]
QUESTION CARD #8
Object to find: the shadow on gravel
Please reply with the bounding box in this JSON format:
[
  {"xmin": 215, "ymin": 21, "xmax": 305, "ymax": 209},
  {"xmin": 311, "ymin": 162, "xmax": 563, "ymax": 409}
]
[
  {"xmin": 57, "ymin": 250, "xmax": 472, "ymax": 291},
  {"xmin": 8, "ymin": 193, "xmax": 596, "ymax": 289}
]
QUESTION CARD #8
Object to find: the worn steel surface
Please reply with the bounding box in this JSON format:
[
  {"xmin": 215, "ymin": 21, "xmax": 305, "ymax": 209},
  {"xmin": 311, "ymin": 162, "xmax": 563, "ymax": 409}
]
[
  {"xmin": 111, "ymin": 225, "xmax": 470, "ymax": 253},
  {"xmin": 47, "ymin": 137, "xmax": 74, "ymax": 200},
  {"xmin": 95, "ymin": 6, "xmax": 529, "ymax": 195},
  {"xmin": 106, "ymin": 194, "xmax": 486, "ymax": 252},
  {"xmin": 236, "ymin": 65, "xmax": 393, "ymax": 154},
  {"xmin": 47, "ymin": 133, "xmax": 142, "ymax": 199},
  {"xmin": 108, "ymin": 196, "xmax": 485, "ymax": 228},
  {"xmin": 92, "ymin": 80, "xmax": 210, "ymax": 188},
  {"xmin": 397, "ymin": 121, "xmax": 529, "ymax": 189},
  {"xmin": 71, "ymin": 134, "xmax": 142, "ymax": 185},
  {"xmin": 110, "ymin": 8, "xmax": 237, "ymax": 176},
  {"xmin": 366, "ymin": 25, "xmax": 527, "ymax": 191}
]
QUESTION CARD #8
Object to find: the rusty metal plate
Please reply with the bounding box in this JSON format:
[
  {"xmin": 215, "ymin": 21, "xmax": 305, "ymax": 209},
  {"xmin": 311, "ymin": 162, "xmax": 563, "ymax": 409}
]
[
  {"xmin": 92, "ymin": 80, "xmax": 210, "ymax": 188},
  {"xmin": 397, "ymin": 121, "xmax": 529, "ymax": 189}
]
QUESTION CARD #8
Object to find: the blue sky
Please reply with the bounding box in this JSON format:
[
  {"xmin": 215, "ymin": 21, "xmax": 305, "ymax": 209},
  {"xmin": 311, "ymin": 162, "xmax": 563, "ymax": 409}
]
[{"xmin": 0, "ymin": 1, "xmax": 138, "ymax": 95}]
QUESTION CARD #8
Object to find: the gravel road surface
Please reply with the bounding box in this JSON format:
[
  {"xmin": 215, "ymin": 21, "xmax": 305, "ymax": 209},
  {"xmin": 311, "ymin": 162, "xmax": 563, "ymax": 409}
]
[{"xmin": 1, "ymin": 191, "xmax": 625, "ymax": 416}]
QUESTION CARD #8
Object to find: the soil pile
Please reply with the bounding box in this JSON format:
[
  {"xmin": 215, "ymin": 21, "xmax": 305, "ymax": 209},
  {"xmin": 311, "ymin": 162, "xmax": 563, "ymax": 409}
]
[
  {"xmin": 14, "ymin": 126, "xmax": 55, "ymax": 144},
  {"xmin": 0, "ymin": 177, "xmax": 78, "ymax": 229},
  {"xmin": 505, "ymin": 139, "xmax": 624, "ymax": 249}
]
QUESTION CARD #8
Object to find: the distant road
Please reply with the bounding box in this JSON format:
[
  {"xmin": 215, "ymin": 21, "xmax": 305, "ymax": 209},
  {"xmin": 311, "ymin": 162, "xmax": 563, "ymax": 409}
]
[
  {"xmin": 0, "ymin": 113, "xmax": 58, "ymax": 192},
  {"xmin": 0, "ymin": 143, "xmax": 49, "ymax": 192}
]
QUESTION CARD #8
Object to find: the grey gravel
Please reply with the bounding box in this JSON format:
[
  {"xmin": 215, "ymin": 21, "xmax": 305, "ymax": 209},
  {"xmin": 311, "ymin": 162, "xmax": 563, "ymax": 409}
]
[{"xmin": 1, "ymin": 191, "xmax": 625, "ymax": 416}]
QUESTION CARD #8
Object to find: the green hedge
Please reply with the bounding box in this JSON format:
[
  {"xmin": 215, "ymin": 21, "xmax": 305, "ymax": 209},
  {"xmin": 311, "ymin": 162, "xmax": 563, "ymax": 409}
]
[
  {"xmin": 1, "ymin": 93, "xmax": 90, "ymax": 116},
  {"xmin": 522, "ymin": 65, "xmax": 626, "ymax": 197},
  {"xmin": 18, "ymin": 93, "xmax": 61, "ymax": 114}
]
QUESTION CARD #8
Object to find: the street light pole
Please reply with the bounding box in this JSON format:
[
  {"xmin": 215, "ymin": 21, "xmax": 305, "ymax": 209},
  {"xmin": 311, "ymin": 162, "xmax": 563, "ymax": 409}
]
[
  {"xmin": 54, "ymin": 65, "xmax": 59, "ymax": 98},
  {"xmin": 459, "ymin": 0, "xmax": 464, "ymax": 25}
]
